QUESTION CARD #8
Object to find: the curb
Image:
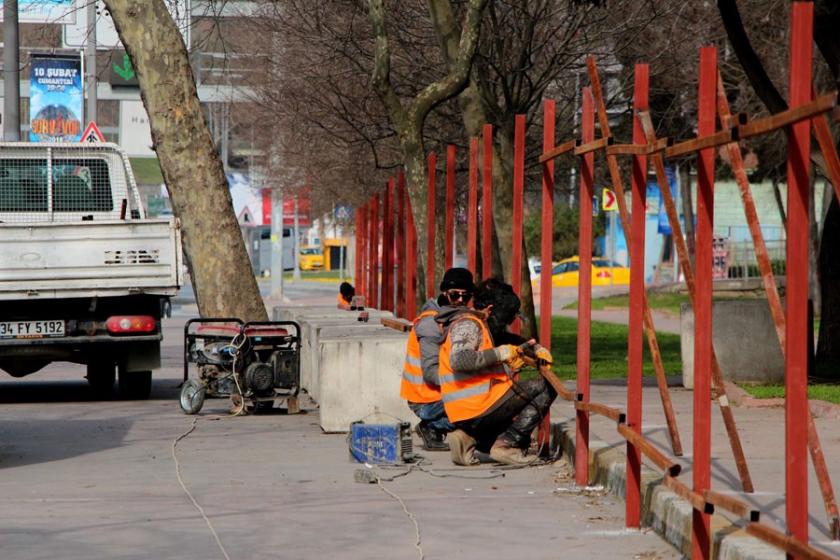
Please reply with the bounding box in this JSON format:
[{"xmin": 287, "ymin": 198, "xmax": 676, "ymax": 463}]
[{"xmin": 550, "ymin": 417, "xmax": 783, "ymax": 559}]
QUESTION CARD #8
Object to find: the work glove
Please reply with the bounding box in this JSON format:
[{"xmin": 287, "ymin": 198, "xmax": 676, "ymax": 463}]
[
  {"xmin": 534, "ymin": 345, "xmax": 553, "ymax": 365},
  {"xmin": 496, "ymin": 344, "xmax": 526, "ymax": 371}
]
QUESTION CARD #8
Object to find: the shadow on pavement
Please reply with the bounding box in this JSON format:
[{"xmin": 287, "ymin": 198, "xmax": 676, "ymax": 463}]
[{"xmin": 0, "ymin": 417, "xmax": 132, "ymax": 469}]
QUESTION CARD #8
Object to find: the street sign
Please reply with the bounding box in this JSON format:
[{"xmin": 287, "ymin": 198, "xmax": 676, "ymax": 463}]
[
  {"xmin": 81, "ymin": 122, "xmax": 105, "ymax": 143},
  {"xmin": 602, "ymin": 188, "xmax": 618, "ymax": 211}
]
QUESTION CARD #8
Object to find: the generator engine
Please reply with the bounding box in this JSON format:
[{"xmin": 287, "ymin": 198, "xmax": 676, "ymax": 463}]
[{"xmin": 180, "ymin": 319, "xmax": 301, "ymax": 415}]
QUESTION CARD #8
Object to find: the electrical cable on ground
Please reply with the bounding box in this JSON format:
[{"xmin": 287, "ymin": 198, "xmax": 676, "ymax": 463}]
[
  {"xmin": 374, "ymin": 474, "xmax": 424, "ymax": 560},
  {"xmin": 172, "ymin": 417, "xmax": 232, "ymax": 560}
]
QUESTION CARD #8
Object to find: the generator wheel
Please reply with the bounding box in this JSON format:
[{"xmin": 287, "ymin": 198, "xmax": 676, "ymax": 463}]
[{"xmin": 179, "ymin": 379, "xmax": 206, "ymax": 415}]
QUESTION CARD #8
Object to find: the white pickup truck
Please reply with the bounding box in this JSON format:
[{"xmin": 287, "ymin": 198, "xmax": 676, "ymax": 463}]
[{"xmin": 0, "ymin": 142, "xmax": 182, "ymax": 398}]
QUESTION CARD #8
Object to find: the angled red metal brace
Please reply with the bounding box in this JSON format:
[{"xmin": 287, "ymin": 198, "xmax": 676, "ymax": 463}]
[{"xmin": 585, "ymin": 56, "xmax": 684, "ymax": 458}]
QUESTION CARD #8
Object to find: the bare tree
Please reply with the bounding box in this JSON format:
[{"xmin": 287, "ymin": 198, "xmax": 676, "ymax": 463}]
[{"xmin": 104, "ymin": 0, "xmax": 267, "ymax": 321}]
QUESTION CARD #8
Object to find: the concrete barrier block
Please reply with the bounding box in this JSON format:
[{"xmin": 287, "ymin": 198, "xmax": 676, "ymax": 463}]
[
  {"xmin": 317, "ymin": 332, "xmax": 413, "ymax": 433},
  {"xmin": 301, "ymin": 321, "xmax": 402, "ymax": 402},
  {"xmin": 273, "ymin": 305, "xmax": 393, "ymax": 322},
  {"xmin": 680, "ymin": 300, "xmax": 784, "ymax": 388}
]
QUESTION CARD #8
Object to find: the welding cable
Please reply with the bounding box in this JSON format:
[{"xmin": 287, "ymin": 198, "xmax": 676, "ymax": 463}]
[
  {"xmin": 171, "ymin": 417, "xmax": 232, "ymax": 560},
  {"xmin": 373, "ymin": 475, "xmax": 424, "ymax": 560}
]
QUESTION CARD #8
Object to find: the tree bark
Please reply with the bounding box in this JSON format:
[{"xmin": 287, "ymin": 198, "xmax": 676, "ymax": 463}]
[
  {"xmin": 105, "ymin": 0, "xmax": 267, "ymax": 321},
  {"xmin": 367, "ymin": 0, "xmax": 488, "ymax": 313}
]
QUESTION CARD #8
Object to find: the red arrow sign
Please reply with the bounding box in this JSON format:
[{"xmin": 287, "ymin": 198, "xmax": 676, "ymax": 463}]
[{"xmin": 602, "ymin": 188, "xmax": 618, "ymax": 211}]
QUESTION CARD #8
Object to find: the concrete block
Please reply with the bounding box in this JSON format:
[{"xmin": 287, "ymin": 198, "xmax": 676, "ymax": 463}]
[
  {"xmin": 317, "ymin": 331, "xmax": 413, "ymax": 432},
  {"xmin": 680, "ymin": 300, "xmax": 784, "ymax": 388},
  {"xmin": 273, "ymin": 305, "xmax": 393, "ymax": 322},
  {"xmin": 300, "ymin": 320, "xmax": 402, "ymax": 402}
]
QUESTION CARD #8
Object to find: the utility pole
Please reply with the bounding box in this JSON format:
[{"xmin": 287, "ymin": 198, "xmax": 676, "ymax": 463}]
[
  {"xmin": 270, "ymin": 189, "xmax": 285, "ymax": 299},
  {"xmin": 3, "ymin": 0, "xmax": 20, "ymax": 141},
  {"xmin": 292, "ymin": 195, "xmax": 301, "ymax": 281},
  {"xmin": 85, "ymin": 0, "xmax": 97, "ymax": 124}
]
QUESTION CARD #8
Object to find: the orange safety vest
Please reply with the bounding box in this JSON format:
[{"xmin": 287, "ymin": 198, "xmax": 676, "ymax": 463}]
[
  {"xmin": 399, "ymin": 310, "xmax": 442, "ymax": 404},
  {"xmin": 438, "ymin": 315, "xmax": 512, "ymax": 422},
  {"xmin": 338, "ymin": 293, "xmax": 351, "ymax": 306}
]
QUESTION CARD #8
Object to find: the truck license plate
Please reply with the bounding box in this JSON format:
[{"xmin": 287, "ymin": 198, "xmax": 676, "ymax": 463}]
[{"xmin": 0, "ymin": 320, "xmax": 65, "ymax": 339}]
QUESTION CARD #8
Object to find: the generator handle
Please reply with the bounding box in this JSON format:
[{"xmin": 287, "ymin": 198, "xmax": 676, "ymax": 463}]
[{"xmin": 183, "ymin": 318, "xmax": 245, "ymax": 382}]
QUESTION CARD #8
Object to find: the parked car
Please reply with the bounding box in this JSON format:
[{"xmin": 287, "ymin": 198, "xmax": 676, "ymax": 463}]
[
  {"xmin": 549, "ymin": 256, "xmax": 630, "ymax": 287},
  {"xmin": 298, "ymin": 246, "xmax": 324, "ymax": 271}
]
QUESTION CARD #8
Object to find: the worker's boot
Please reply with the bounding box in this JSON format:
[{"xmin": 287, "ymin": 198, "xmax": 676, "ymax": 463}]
[
  {"xmin": 489, "ymin": 438, "xmax": 533, "ymax": 466},
  {"xmin": 448, "ymin": 429, "xmax": 479, "ymax": 466},
  {"xmin": 415, "ymin": 421, "xmax": 450, "ymax": 451}
]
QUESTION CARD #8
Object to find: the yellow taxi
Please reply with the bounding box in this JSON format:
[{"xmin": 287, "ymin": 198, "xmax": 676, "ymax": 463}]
[
  {"xmin": 299, "ymin": 246, "xmax": 325, "ymax": 271},
  {"xmin": 549, "ymin": 256, "xmax": 630, "ymax": 287}
]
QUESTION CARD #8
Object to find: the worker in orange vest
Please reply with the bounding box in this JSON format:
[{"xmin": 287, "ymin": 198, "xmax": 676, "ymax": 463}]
[
  {"xmin": 400, "ymin": 268, "xmax": 474, "ymax": 451},
  {"xmin": 437, "ymin": 278, "xmax": 555, "ymax": 465},
  {"xmin": 337, "ymin": 282, "xmax": 355, "ymax": 310}
]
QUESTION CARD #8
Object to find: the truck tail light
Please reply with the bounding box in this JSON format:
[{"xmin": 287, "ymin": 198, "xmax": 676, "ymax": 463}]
[
  {"xmin": 596, "ymin": 270, "xmax": 611, "ymax": 279},
  {"xmin": 106, "ymin": 315, "xmax": 156, "ymax": 334}
]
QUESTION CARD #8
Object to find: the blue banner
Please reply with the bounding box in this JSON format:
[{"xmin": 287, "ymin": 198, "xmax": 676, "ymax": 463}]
[
  {"xmin": 29, "ymin": 55, "xmax": 83, "ymax": 142},
  {"xmin": 656, "ymin": 165, "xmax": 678, "ymax": 235}
]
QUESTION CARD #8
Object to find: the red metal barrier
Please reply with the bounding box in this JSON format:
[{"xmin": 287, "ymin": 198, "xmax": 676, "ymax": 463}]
[
  {"xmin": 396, "ymin": 172, "xmax": 406, "ymax": 317},
  {"xmin": 406, "ymin": 187, "xmax": 418, "ymax": 320},
  {"xmin": 355, "ymin": 202, "xmax": 365, "ymax": 296},
  {"xmin": 382, "ymin": 179, "xmax": 394, "ymax": 313},
  {"xmin": 511, "ymin": 114, "xmax": 526, "ymax": 335},
  {"xmin": 468, "ymin": 138, "xmax": 479, "ymax": 276},
  {"xmin": 445, "ymin": 144, "xmax": 456, "ymax": 270},
  {"xmin": 482, "ymin": 124, "xmax": 494, "ymax": 280},
  {"xmin": 576, "ymin": 90, "xmax": 594, "ymax": 486},
  {"xmin": 427, "ymin": 152, "xmax": 437, "ymax": 299},
  {"xmin": 541, "ymin": 100, "xmax": 555, "ymax": 348},
  {"xmin": 369, "ymin": 194, "xmax": 380, "ymax": 309},
  {"xmin": 576, "ymin": 92, "xmax": 595, "ymax": 485},
  {"xmin": 626, "ymin": 65, "xmax": 648, "ymax": 528},
  {"xmin": 786, "ymin": 0, "xmax": 813, "ymax": 547},
  {"xmin": 693, "ymin": 46, "xmax": 717, "ymax": 559}
]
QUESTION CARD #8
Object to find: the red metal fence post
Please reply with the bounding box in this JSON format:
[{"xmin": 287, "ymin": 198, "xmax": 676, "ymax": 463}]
[
  {"xmin": 427, "ymin": 152, "xmax": 437, "ymax": 299},
  {"xmin": 370, "ymin": 194, "xmax": 380, "ymax": 309},
  {"xmin": 406, "ymin": 190, "xmax": 418, "ymax": 320},
  {"xmin": 382, "ymin": 179, "xmax": 394, "ymax": 312},
  {"xmin": 468, "ymin": 138, "xmax": 479, "ymax": 276},
  {"xmin": 786, "ymin": 1, "xmax": 813, "ymax": 550},
  {"xmin": 445, "ymin": 144, "xmax": 456, "ymax": 270},
  {"xmin": 693, "ymin": 47, "xmax": 717, "ymax": 560},
  {"xmin": 511, "ymin": 114, "xmax": 526, "ymax": 335},
  {"xmin": 576, "ymin": 90, "xmax": 594, "ymax": 486},
  {"xmin": 626, "ymin": 64, "xmax": 649, "ymax": 529},
  {"xmin": 538, "ymin": 101, "xmax": 556, "ymax": 456},
  {"xmin": 482, "ymin": 124, "xmax": 494, "ymax": 280},
  {"xmin": 355, "ymin": 202, "xmax": 365, "ymax": 296},
  {"xmin": 540, "ymin": 100, "xmax": 555, "ymax": 348},
  {"xmin": 396, "ymin": 172, "xmax": 406, "ymax": 318}
]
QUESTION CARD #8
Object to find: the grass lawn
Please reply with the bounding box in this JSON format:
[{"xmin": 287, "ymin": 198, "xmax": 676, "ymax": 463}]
[
  {"xmin": 522, "ymin": 316, "xmax": 683, "ymax": 381},
  {"xmin": 563, "ymin": 293, "xmax": 689, "ymax": 315},
  {"xmin": 740, "ymin": 384, "xmax": 840, "ymax": 404}
]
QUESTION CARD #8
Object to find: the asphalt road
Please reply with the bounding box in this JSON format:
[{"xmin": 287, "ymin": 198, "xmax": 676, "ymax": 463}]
[{"xmin": 0, "ymin": 309, "xmax": 678, "ymax": 560}]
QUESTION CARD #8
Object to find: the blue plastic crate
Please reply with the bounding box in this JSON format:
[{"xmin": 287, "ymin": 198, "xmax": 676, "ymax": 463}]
[{"xmin": 349, "ymin": 421, "xmax": 412, "ymax": 464}]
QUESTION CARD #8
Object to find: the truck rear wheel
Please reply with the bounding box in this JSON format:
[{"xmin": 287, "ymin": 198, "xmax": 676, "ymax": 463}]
[
  {"xmin": 118, "ymin": 368, "xmax": 152, "ymax": 399},
  {"xmin": 86, "ymin": 361, "xmax": 115, "ymax": 396}
]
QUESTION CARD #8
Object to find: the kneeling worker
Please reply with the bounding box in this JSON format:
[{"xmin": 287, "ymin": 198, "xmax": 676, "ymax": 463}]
[
  {"xmin": 438, "ymin": 278, "xmax": 556, "ymax": 465},
  {"xmin": 400, "ymin": 268, "xmax": 475, "ymax": 451}
]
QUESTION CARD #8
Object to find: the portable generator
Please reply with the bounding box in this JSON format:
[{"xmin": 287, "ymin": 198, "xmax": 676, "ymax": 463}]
[
  {"xmin": 349, "ymin": 421, "xmax": 415, "ymax": 464},
  {"xmin": 179, "ymin": 318, "xmax": 301, "ymax": 415}
]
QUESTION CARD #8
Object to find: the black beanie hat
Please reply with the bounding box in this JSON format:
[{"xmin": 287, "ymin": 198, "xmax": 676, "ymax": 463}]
[{"xmin": 439, "ymin": 267, "xmax": 475, "ymax": 292}]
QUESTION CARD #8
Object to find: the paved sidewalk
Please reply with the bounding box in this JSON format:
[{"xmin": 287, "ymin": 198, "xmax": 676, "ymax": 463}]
[{"xmin": 547, "ymin": 380, "xmax": 840, "ymax": 558}]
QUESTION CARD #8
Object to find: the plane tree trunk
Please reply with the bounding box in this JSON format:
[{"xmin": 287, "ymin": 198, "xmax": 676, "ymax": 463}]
[{"xmin": 104, "ymin": 0, "xmax": 267, "ymax": 321}]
